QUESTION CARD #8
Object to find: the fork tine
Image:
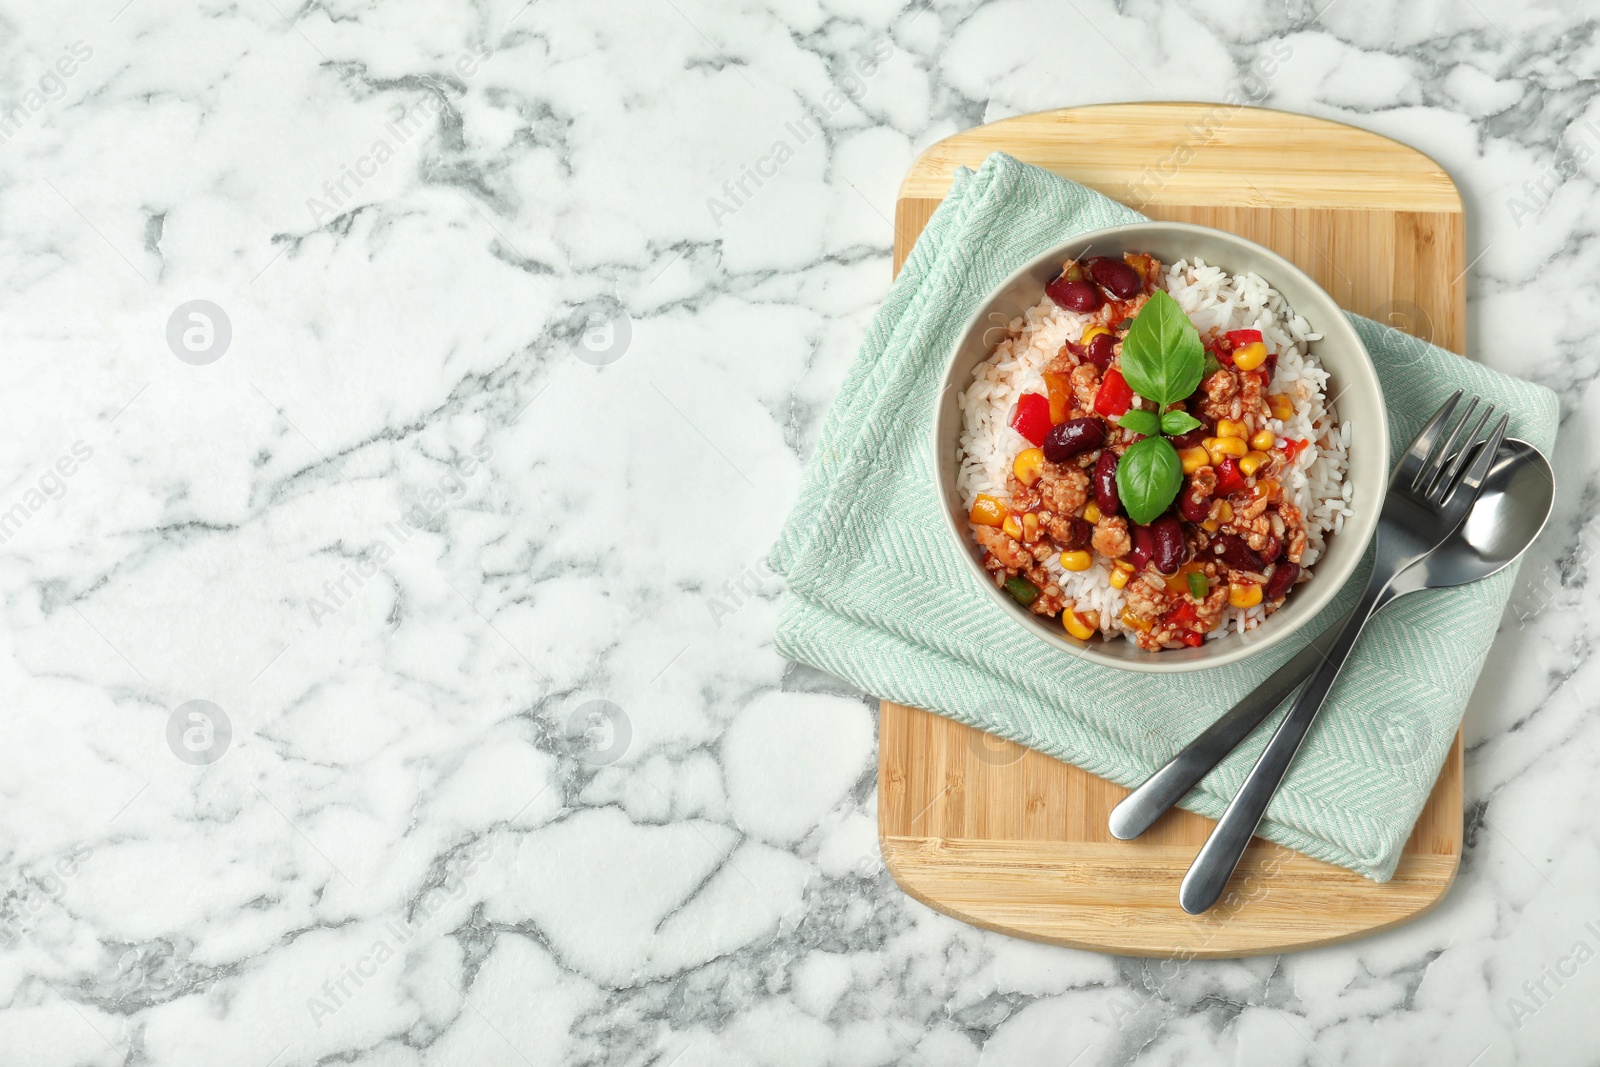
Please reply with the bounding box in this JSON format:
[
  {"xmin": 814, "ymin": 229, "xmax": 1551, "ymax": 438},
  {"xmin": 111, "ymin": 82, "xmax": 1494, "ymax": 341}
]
[
  {"xmin": 1446, "ymin": 413, "xmax": 1509, "ymax": 506},
  {"xmin": 1415, "ymin": 396, "xmax": 1478, "ymax": 494},
  {"xmin": 1429, "ymin": 403, "xmax": 1493, "ymax": 502},
  {"xmin": 1397, "ymin": 389, "xmax": 1462, "ymax": 485}
]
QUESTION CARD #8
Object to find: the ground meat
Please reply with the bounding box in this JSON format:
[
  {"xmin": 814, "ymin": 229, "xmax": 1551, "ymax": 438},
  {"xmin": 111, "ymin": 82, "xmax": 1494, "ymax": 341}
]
[
  {"xmin": 1279, "ymin": 500, "xmax": 1308, "ymax": 563},
  {"xmin": 1131, "ymin": 629, "xmax": 1165, "ymax": 652},
  {"xmin": 1047, "ymin": 514, "xmax": 1091, "ymax": 550},
  {"xmin": 1239, "ymin": 370, "xmax": 1267, "ymax": 422},
  {"xmin": 1199, "ymin": 369, "xmax": 1238, "ymax": 422},
  {"xmin": 1124, "ymin": 571, "xmax": 1169, "ymax": 620},
  {"xmin": 1038, "ymin": 463, "xmax": 1089, "ymax": 516},
  {"xmin": 1240, "ymin": 511, "xmax": 1274, "ymax": 553},
  {"xmin": 1233, "ymin": 492, "xmax": 1271, "ymax": 524},
  {"xmin": 973, "ymin": 525, "xmax": 1031, "ymax": 572},
  {"xmin": 1028, "ymin": 580, "xmax": 1067, "ymax": 617},
  {"xmin": 1070, "ymin": 364, "xmax": 1100, "ymax": 413},
  {"xmin": 1092, "ymin": 514, "xmax": 1131, "ymax": 558},
  {"xmin": 1006, "ymin": 472, "xmax": 1040, "ymax": 511},
  {"xmin": 1190, "ymin": 465, "xmax": 1217, "ymax": 498},
  {"xmin": 1194, "ymin": 567, "xmax": 1231, "ymax": 631},
  {"xmin": 1045, "ymin": 349, "xmax": 1076, "ymax": 376}
]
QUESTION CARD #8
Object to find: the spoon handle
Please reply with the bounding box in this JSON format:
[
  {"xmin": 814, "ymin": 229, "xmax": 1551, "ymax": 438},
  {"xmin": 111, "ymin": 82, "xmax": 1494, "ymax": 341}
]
[
  {"xmin": 1107, "ymin": 606, "xmax": 1353, "ymax": 841},
  {"xmin": 1178, "ymin": 580, "xmax": 1398, "ymax": 914}
]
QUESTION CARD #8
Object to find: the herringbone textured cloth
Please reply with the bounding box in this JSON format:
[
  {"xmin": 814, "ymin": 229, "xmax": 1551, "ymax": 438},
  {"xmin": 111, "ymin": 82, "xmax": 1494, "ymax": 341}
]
[{"xmin": 769, "ymin": 153, "xmax": 1557, "ymax": 880}]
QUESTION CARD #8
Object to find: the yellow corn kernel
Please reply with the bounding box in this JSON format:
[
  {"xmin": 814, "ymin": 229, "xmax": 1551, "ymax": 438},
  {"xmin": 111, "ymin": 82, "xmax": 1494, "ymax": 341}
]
[
  {"xmin": 1249, "ymin": 429, "xmax": 1276, "ymax": 452},
  {"xmin": 1228, "ymin": 581, "xmax": 1263, "ymax": 609},
  {"xmin": 1121, "ymin": 608, "xmax": 1153, "ymax": 632},
  {"xmin": 1084, "ymin": 501, "xmax": 1102, "ymax": 524},
  {"xmin": 1201, "ymin": 518, "xmax": 1221, "ymax": 533},
  {"xmin": 1213, "ymin": 500, "xmax": 1234, "ymax": 523},
  {"xmin": 1064, "ymin": 609, "xmax": 1099, "ymax": 640},
  {"xmin": 1267, "ymin": 393, "xmax": 1294, "ymax": 421},
  {"xmin": 1059, "ymin": 549, "xmax": 1092, "ymax": 572},
  {"xmin": 1114, "ymin": 559, "xmax": 1135, "ymax": 572},
  {"xmin": 1216, "ymin": 418, "xmax": 1248, "ymax": 440},
  {"xmin": 1233, "ymin": 341, "xmax": 1268, "ymax": 371},
  {"xmin": 1204, "ymin": 436, "xmax": 1248, "ymax": 463},
  {"xmin": 970, "ymin": 495, "xmax": 1007, "ymax": 527},
  {"xmin": 1003, "ymin": 515, "xmax": 1023, "ymax": 540},
  {"xmin": 1178, "ymin": 445, "xmax": 1210, "ymax": 474},
  {"xmin": 1021, "ymin": 512, "xmax": 1040, "ymax": 543},
  {"xmin": 1012, "ymin": 447, "xmax": 1046, "ymax": 487},
  {"xmin": 1109, "ymin": 567, "xmax": 1131, "ymax": 589},
  {"xmin": 1080, "ymin": 323, "xmax": 1111, "ymax": 347},
  {"xmin": 1251, "ymin": 479, "xmax": 1281, "ymax": 502},
  {"xmin": 1238, "ymin": 451, "xmax": 1270, "ymax": 477}
]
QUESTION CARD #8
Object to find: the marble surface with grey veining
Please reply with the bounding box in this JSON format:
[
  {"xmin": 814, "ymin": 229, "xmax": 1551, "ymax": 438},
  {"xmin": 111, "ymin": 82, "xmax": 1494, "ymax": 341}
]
[{"xmin": 1, "ymin": 0, "xmax": 1598, "ymax": 1063}]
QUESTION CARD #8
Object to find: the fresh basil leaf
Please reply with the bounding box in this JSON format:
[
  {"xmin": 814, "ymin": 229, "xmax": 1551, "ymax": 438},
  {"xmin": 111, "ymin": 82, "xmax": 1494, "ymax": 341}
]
[
  {"xmin": 1160, "ymin": 410, "xmax": 1202, "ymax": 436},
  {"xmin": 1202, "ymin": 351, "xmax": 1223, "ymax": 379},
  {"xmin": 1116, "ymin": 409, "xmax": 1161, "ymax": 437},
  {"xmin": 1120, "ymin": 290, "xmax": 1204, "ymax": 407},
  {"xmin": 1115, "ymin": 436, "xmax": 1183, "ymax": 526}
]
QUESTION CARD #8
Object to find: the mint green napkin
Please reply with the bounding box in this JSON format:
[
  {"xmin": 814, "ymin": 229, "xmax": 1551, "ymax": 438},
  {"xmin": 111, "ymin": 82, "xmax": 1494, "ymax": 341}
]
[{"xmin": 769, "ymin": 153, "xmax": 1558, "ymax": 881}]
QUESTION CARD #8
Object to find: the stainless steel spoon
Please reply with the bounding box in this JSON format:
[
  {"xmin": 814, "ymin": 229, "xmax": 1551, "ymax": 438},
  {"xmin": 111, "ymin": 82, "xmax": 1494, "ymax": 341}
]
[{"xmin": 1108, "ymin": 437, "xmax": 1554, "ymax": 843}]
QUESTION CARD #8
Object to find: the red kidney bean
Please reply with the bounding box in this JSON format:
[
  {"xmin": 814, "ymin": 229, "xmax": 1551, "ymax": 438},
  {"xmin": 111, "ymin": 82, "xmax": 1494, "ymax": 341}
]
[
  {"xmin": 1088, "ymin": 257, "xmax": 1142, "ymax": 300},
  {"xmin": 1150, "ymin": 514, "xmax": 1186, "ymax": 574},
  {"xmin": 1059, "ymin": 517, "xmax": 1092, "ymax": 551},
  {"xmin": 1045, "ymin": 275, "xmax": 1102, "ymax": 313},
  {"xmin": 1179, "ymin": 485, "xmax": 1211, "ymax": 523},
  {"xmin": 1085, "ymin": 331, "xmax": 1116, "ymax": 370},
  {"xmin": 1093, "ymin": 451, "xmax": 1120, "ymax": 515},
  {"xmin": 1259, "ymin": 534, "xmax": 1283, "ymax": 563},
  {"xmin": 1125, "ymin": 523, "xmax": 1155, "ymax": 570},
  {"xmin": 1264, "ymin": 561, "xmax": 1300, "ymax": 602},
  {"xmin": 1210, "ymin": 533, "xmax": 1264, "ymax": 573},
  {"xmin": 1042, "ymin": 417, "xmax": 1105, "ymax": 463}
]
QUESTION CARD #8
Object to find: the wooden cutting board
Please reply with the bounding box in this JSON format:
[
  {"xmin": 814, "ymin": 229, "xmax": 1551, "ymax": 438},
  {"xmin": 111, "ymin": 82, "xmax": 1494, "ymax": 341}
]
[{"xmin": 881, "ymin": 103, "xmax": 1464, "ymax": 957}]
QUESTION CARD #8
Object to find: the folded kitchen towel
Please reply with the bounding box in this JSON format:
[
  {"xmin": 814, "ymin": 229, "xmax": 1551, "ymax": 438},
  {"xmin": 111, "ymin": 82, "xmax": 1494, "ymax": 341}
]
[{"xmin": 768, "ymin": 152, "xmax": 1558, "ymax": 881}]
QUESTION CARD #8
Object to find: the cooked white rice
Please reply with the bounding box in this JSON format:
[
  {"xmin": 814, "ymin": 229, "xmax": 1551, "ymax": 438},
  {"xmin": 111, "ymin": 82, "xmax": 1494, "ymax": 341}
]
[{"xmin": 956, "ymin": 257, "xmax": 1352, "ymax": 641}]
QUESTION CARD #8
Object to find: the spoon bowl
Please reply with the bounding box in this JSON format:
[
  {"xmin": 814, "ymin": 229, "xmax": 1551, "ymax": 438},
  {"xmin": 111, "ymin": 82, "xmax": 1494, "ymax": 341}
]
[{"xmin": 1393, "ymin": 437, "xmax": 1554, "ymax": 593}]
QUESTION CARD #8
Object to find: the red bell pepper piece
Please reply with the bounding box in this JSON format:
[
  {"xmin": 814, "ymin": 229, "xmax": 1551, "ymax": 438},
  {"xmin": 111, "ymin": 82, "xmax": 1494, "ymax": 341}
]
[
  {"xmin": 1093, "ymin": 368, "xmax": 1134, "ymax": 418},
  {"xmin": 1180, "ymin": 631, "xmax": 1205, "ymax": 648},
  {"xmin": 1282, "ymin": 437, "xmax": 1309, "ymax": 461},
  {"xmin": 1009, "ymin": 392, "xmax": 1052, "ymax": 445},
  {"xmin": 1167, "ymin": 601, "xmax": 1198, "ymax": 627},
  {"xmin": 1225, "ymin": 329, "xmax": 1263, "ymax": 346},
  {"xmin": 1215, "ymin": 457, "xmax": 1247, "ymax": 497}
]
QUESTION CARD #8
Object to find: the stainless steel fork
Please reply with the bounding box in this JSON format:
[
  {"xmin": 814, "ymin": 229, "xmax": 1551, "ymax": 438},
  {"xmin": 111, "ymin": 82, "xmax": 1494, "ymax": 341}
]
[{"xmin": 1177, "ymin": 390, "xmax": 1509, "ymax": 914}]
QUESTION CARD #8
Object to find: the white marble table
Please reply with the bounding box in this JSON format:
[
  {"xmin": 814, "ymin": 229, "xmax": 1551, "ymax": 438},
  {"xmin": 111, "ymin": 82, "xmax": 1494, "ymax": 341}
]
[{"xmin": 0, "ymin": 1, "xmax": 1594, "ymax": 1063}]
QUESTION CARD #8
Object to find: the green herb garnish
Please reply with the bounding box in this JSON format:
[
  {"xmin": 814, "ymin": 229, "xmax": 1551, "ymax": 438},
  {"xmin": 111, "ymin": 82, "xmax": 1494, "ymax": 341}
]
[
  {"xmin": 1160, "ymin": 410, "xmax": 1202, "ymax": 436},
  {"xmin": 1116, "ymin": 409, "xmax": 1161, "ymax": 437},
  {"xmin": 1118, "ymin": 290, "xmax": 1204, "ymax": 406},
  {"xmin": 1116, "ymin": 437, "xmax": 1183, "ymax": 526},
  {"xmin": 1112, "ymin": 290, "xmax": 1207, "ymax": 525}
]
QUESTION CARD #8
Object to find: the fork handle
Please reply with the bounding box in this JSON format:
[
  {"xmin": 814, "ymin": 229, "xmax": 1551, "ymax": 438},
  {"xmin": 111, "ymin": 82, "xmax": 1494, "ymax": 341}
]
[
  {"xmin": 1178, "ymin": 578, "xmax": 1399, "ymax": 914},
  {"xmin": 1107, "ymin": 608, "xmax": 1353, "ymax": 841}
]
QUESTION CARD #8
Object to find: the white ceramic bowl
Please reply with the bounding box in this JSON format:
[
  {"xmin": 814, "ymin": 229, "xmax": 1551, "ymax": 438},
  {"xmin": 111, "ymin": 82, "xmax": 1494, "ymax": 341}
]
[{"xmin": 934, "ymin": 222, "xmax": 1388, "ymax": 673}]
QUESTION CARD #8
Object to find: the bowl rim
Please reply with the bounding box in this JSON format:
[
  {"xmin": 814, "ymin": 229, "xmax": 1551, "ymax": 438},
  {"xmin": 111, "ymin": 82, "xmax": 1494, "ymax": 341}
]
[{"xmin": 933, "ymin": 220, "xmax": 1389, "ymax": 674}]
